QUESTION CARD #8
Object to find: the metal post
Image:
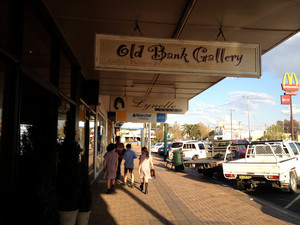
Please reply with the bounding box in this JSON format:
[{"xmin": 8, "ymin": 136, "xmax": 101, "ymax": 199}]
[
  {"xmin": 164, "ymin": 123, "xmax": 168, "ymax": 161},
  {"xmin": 243, "ymin": 95, "xmax": 251, "ymax": 141},
  {"xmin": 148, "ymin": 122, "xmax": 152, "ymax": 156},
  {"xmin": 290, "ymin": 96, "xmax": 294, "ymax": 140}
]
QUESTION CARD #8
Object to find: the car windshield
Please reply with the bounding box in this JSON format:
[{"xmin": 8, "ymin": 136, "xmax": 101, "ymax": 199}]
[{"xmin": 172, "ymin": 142, "xmax": 183, "ymax": 148}]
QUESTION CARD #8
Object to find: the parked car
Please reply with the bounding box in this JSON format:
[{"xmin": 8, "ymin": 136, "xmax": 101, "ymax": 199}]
[
  {"xmin": 151, "ymin": 142, "xmax": 164, "ymax": 153},
  {"xmin": 169, "ymin": 140, "xmax": 206, "ymax": 160},
  {"xmin": 158, "ymin": 143, "xmax": 172, "ymax": 156}
]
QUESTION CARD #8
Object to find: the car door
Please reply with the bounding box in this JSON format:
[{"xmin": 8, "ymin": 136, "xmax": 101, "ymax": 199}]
[{"xmin": 288, "ymin": 142, "xmax": 300, "ymax": 177}]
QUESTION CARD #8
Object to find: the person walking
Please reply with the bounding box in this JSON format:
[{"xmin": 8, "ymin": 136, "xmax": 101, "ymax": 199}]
[
  {"xmin": 103, "ymin": 143, "xmax": 119, "ymax": 194},
  {"xmin": 138, "ymin": 147, "xmax": 154, "ymax": 194},
  {"xmin": 115, "ymin": 136, "xmax": 125, "ymax": 179},
  {"xmin": 123, "ymin": 143, "xmax": 137, "ymax": 187}
]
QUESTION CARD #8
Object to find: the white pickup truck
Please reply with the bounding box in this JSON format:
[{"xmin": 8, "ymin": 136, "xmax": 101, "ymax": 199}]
[{"xmin": 222, "ymin": 141, "xmax": 300, "ymax": 193}]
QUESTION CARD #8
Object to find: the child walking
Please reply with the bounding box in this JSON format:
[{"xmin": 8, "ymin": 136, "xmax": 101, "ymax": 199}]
[
  {"xmin": 138, "ymin": 147, "xmax": 154, "ymax": 194},
  {"xmin": 123, "ymin": 143, "xmax": 137, "ymax": 187},
  {"xmin": 103, "ymin": 143, "xmax": 119, "ymax": 194}
]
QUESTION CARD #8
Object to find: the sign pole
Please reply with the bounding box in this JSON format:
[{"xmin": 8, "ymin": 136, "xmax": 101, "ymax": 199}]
[
  {"xmin": 281, "ymin": 72, "xmax": 298, "ymax": 141},
  {"xmin": 290, "ymin": 96, "xmax": 294, "ymax": 140},
  {"xmin": 164, "ymin": 123, "xmax": 168, "ymax": 162}
]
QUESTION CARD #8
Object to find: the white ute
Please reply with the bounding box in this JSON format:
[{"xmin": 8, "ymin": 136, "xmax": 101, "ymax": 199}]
[{"xmin": 222, "ymin": 141, "xmax": 300, "ymax": 193}]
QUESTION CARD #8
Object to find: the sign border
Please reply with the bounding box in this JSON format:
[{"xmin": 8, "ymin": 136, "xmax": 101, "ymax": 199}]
[{"xmin": 95, "ymin": 34, "xmax": 261, "ymax": 78}]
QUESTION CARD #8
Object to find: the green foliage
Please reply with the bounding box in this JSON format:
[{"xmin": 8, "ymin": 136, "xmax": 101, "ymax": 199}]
[
  {"xmin": 169, "ymin": 122, "xmax": 183, "ymax": 140},
  {"xmin": 265, "ymin": 124, "xmax": 284, "ymax": 141}
]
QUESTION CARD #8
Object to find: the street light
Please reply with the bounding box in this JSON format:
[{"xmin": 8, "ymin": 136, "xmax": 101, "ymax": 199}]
[{"xmin": 227, "ymin": 108, "xmax": 235, "ymax": 139}]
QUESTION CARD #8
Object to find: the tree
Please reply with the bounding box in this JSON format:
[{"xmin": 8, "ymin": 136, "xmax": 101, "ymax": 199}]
[
  {"xmin": 279, "ymin": 120, "xmax": 300, "ymax": 136},
  {"xmin": 197, "ymin": 122, "xmax": 210, "ymax": 140},
  {"xmin": 153, "ymin": 123, "xmax": 165, "ymax": 141},
  {"xmin": 182, "ymin": 124, "xmax": 199, "ymax": 140},
  {"xmin": 265, "ymin": 124, "xmax": 284, "ymax": 140},
  {"xmin": 169, "ymin": 121, "xmax": 183, "ymax": 140}
]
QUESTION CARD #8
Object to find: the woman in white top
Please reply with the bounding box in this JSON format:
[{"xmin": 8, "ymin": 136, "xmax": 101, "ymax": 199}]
[{"xmin": 138, "ymin": 147, "xmax": 154, "ymax": 194}]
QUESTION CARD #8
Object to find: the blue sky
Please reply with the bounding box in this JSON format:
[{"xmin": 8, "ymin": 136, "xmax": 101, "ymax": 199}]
[{"xmin": 166, "ymin": 33, "xmax": 300, "ymax": 131}]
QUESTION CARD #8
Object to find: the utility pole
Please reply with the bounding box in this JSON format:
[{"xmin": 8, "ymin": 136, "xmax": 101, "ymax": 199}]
[
  {"xmin": 290, "ymin": 96, "xmax": 294, "ymax": 140},
  {"xmin": 228, "ymin": 109, "xmax": 235, "ymax": 139},
  {"xmin": 243, "ymin": 95, "xmax": 251, "ymax": 141}
]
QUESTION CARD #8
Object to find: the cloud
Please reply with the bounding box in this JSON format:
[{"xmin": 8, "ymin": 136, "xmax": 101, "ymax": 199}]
[
  {"xmin": 227, "ymin": 91, "xmax": 276, "ymax": 113},
  {"xmin": 281, "ymin": 104, "xmax": 300, "ymax": 115},
  {"xmin": 262, "ymin": 32, "xmax": 300, "ymax": 78},
  {"xmin": 189, "ymin": 91, "xmax": 275, "ymax": 118}
]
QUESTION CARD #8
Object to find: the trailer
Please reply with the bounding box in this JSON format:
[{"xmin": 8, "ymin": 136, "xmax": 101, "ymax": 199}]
[{"xmin": 184, "ymin": 140, "xmax": 248, "ymax": 177}]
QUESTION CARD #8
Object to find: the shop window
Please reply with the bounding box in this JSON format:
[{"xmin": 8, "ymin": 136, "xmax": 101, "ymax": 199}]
[
  {"xmin": 18, "ymin": 75, "xmax": 58, "ymax": 224},
  {"xmin": 96, "ymin": 114, "xmax": 107, "ymax": 175},
  {"xmin": 89, "ymin": 114, "xmax": 95, "ymax": 176},
  {"xmin": 22, "ymin": 3, "xmax": 51, "ymax": 82},
  {"xmin": 78, "ymin": 104, "xmax": 86, "ymax": 150},
  {"xmin": 57, "ymin": 99, "xmax": 70, "ymax": 143},
  {"xmin": 59, "ymin": 50, "xmax": 71, "ymax": 98}
]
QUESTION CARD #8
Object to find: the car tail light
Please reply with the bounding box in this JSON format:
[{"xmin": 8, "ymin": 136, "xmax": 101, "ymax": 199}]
[
  {"xmin": 269, "ymin": 175, "xmax": 279, "ymax": 179},
  {"xmin": 180, "ymin": 147, "xmax": 182, "ymax": 150},
  {"xmin": 183, "ymin": 153, "xmax": 185, "ymax": 157},
  {"xmin": 225, "ymin": 174, "xmax": 235, "ymax": 178}
]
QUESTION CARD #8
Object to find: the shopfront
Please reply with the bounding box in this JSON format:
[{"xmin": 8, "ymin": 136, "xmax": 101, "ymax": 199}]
[
  {"xmin": 2, "ymin": 0, "xmax": 300, "ymax": 224},
  {"xmin": 0, "ymin": 0, "xmax": 109, "ymax": 223}
]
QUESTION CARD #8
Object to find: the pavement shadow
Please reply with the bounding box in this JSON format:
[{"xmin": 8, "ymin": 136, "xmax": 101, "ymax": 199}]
[
  {"xmin": 119, "ymin": 184, "xmax": 176, "ymax": 225},
  {"xmin": 89, "ymin": 178, "xmax": 117, "ymax": 225},
  {"xmin": 89, "ymin": 163, "xmax": 175, "ymax": 225}
]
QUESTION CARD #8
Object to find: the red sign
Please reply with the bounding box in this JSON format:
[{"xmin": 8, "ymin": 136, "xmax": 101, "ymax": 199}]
[
  {"xmin": 282, "ymin": 73, "xmax": 299, "ymax": 91},
  {"xmin": 281, "ymin": 95, "xmax": 291, "ymax": 105}
]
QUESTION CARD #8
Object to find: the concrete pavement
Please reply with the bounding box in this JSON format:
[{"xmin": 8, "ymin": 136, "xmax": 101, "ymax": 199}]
[{"xmin": 88, "ymin": 145, "xmax": 300, "ymax": 225}]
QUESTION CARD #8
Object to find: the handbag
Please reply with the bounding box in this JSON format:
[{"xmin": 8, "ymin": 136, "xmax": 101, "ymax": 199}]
[{"xmin": 150, "ymin": 168, "xmax": 156, "ymax": 178}]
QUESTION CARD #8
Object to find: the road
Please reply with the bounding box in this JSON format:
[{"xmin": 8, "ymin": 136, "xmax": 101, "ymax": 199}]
[{"xmin": 153, "ymin": 153, "xmax": 300, "ymax": 217}]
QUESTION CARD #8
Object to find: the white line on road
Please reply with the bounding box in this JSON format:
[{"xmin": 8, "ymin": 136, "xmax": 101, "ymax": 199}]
[{"xmin": 284, "ymin": 195, "xmax": 300, "ymax": 209}]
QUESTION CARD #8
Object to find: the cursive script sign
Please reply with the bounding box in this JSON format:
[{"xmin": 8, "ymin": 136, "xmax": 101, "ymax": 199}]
[
  {"xmin": 95, "ymin": 34, "xmax": 261, "ymax": 78},
  {"xmin": 110, "ymin": 96, "xmax": 188, "ymax": 114}
]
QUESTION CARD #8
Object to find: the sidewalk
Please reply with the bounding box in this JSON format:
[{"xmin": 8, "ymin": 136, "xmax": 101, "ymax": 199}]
[{"xmin": 88, "ymin": 145, "xmax": 300, "ymax": 225}]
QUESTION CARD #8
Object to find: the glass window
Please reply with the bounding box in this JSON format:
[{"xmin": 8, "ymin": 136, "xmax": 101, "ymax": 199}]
[
  {"xmin": 78, "ymin": 104, "xmax": 86, "ymax": 150},
  {"xmin": 198, "ymin": 144, "xmax": 205, "ymax": 150},
  {"xmin": 59, "ymin": 50, "xmax": 71, "ymax": 98},
  {"xmin": 22, "ymin": 3, "xmax": 51, "ymax": 82},
  {"xmin": 295, "ymin": 142, "xmax": 300, "ymax": 154},
  {"xmin": 171, "ymin": 142, "xmax": 183, "ymax": 148},
  {"xmin": 191, "ymin": 144, "xmax": 196, "ymax": 150},
  {"xmin": 89, "ymin": 114, "xmax": 95, "ymax": 176},
  {"xmin": 57, "ymin": 99, "xmax": 70, "ymax": 143},
  {"xmin": 96, "ymin": 114, "xmax": 107, "ymax": 175},
  {"xmin": 289, "ymin": 143, "xmax": 299, "ymax": 155}
]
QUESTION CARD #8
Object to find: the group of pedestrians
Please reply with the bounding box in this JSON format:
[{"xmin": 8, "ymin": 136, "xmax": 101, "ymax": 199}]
[{"xmin": 103, "ymin": 136, "xmax": 154, "ymax": 194}]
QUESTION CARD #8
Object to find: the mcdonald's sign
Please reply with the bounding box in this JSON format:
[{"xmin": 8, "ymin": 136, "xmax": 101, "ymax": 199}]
[
  {"xmin": 281, "ymin": 95, "xmax": 291, "ymax": 105},
  {"xmin": 281, "ymin": 72, "xmax": 299, "ymax": 91}
]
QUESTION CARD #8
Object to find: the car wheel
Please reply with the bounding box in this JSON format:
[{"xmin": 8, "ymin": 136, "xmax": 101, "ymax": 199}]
[
  {"xmin": 289, "ymin": 172, "xmax": 297, "ymax": 193},
  {"xmin": 192, "ymin": 155, "xmax": 199, "ymax": 160}
]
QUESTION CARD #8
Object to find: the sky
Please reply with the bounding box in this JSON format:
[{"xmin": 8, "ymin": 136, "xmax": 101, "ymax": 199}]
[{"xmin": 166, "ymin": 32, "xmax": 300, "ymax": 131}]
